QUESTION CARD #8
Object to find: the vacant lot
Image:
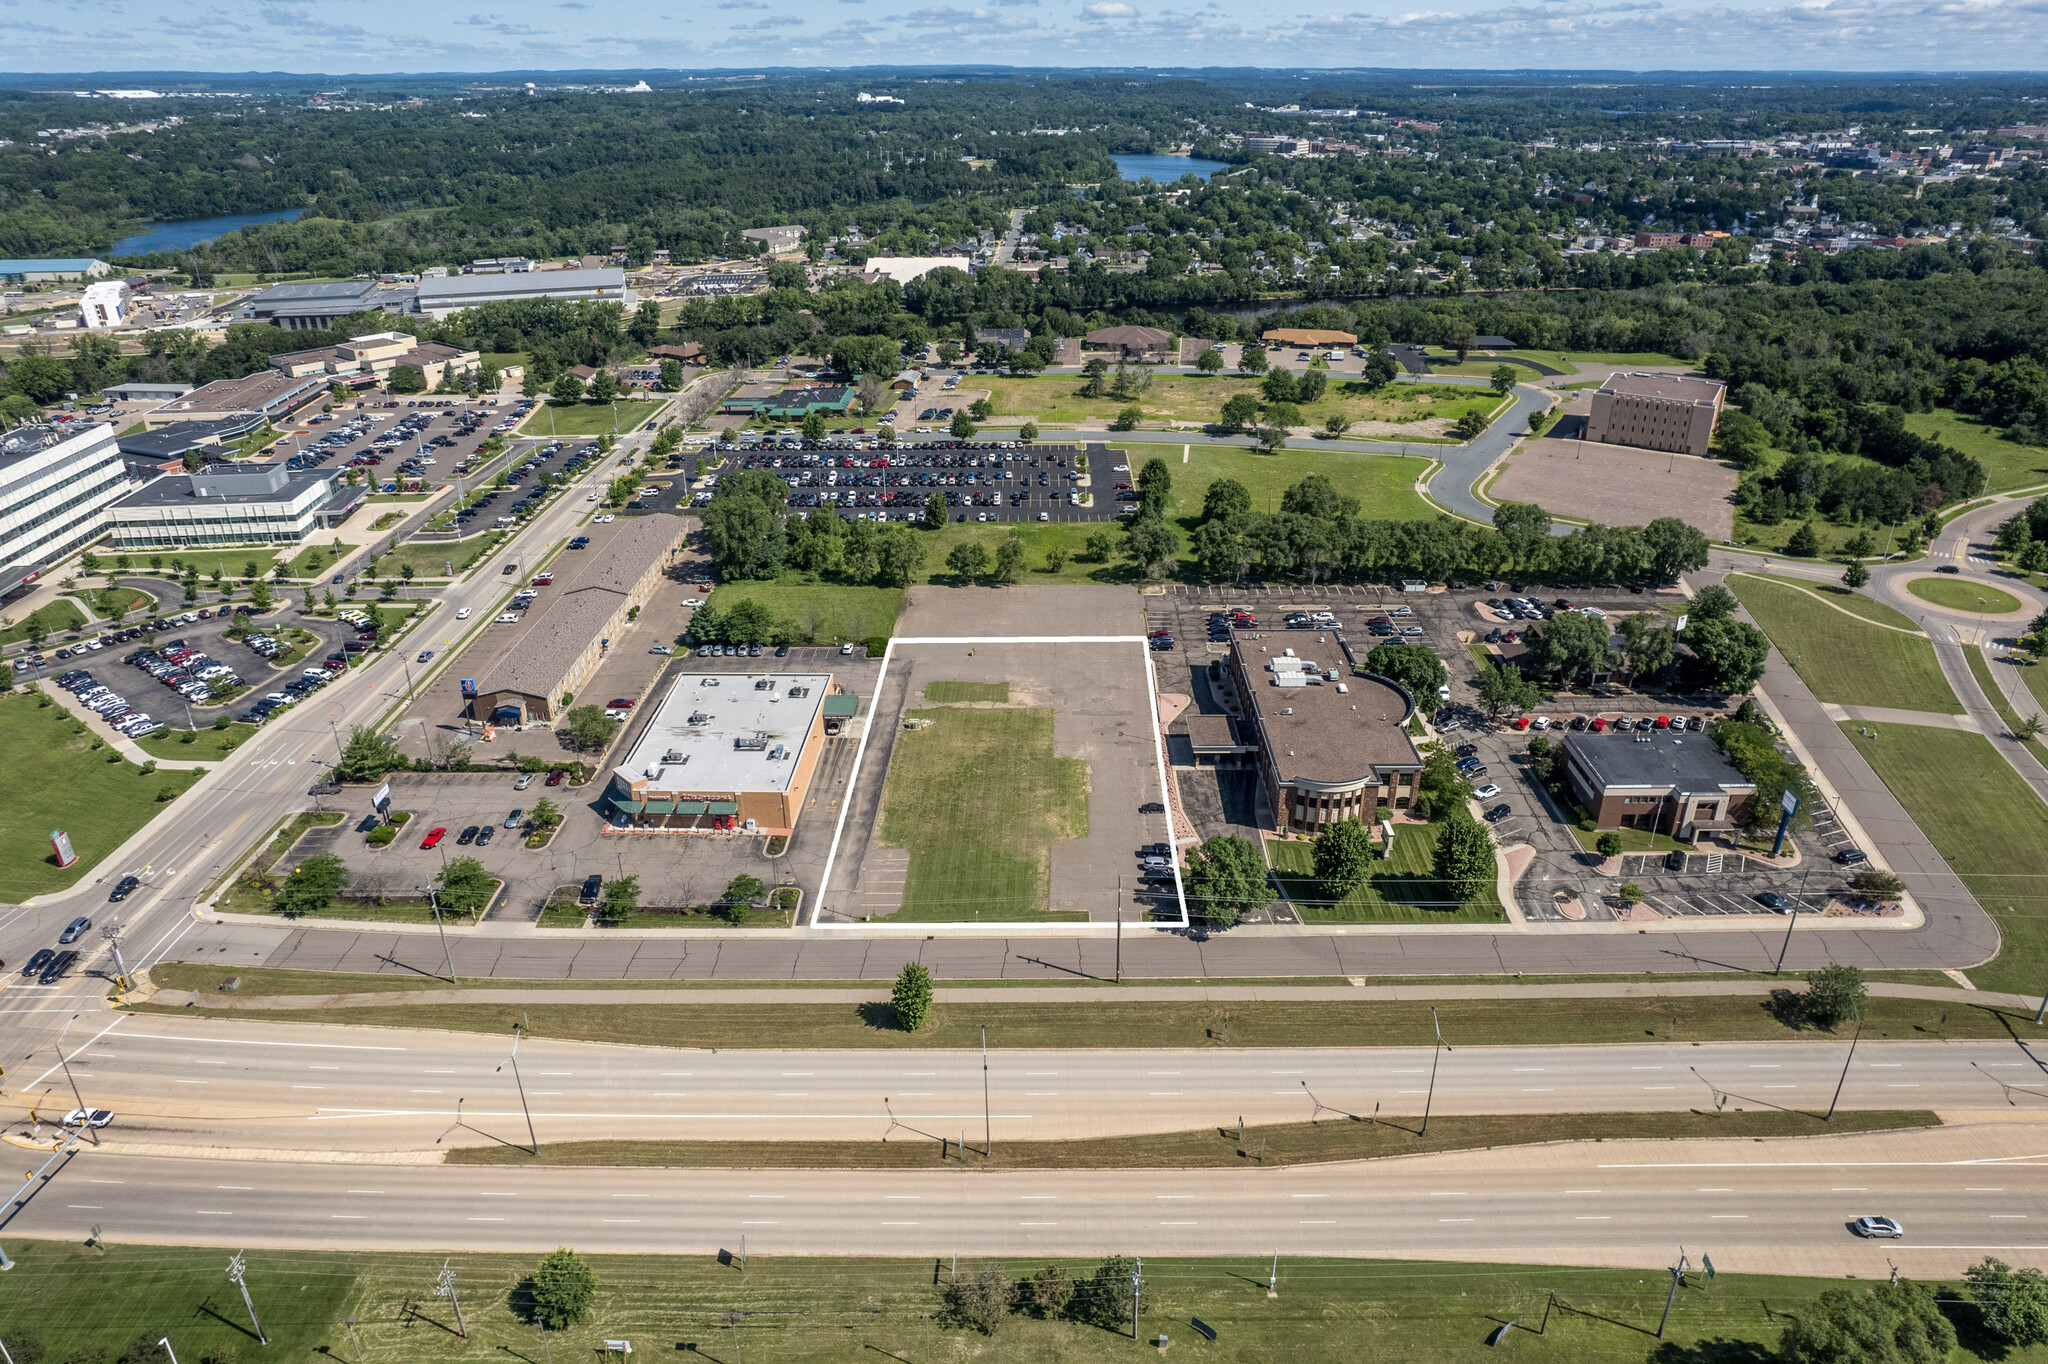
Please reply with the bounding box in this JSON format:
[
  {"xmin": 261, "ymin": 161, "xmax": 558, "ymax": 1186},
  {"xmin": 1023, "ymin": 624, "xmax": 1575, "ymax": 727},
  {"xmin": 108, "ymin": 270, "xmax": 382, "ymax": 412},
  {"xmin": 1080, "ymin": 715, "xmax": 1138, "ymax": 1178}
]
[
  {"xmin": 1491, "ymin": 439, "xmax": 1736, "ymax": 538},
  {"xmin": 1139, "ymin": 443, "xmax": 1436, "ymax": 524},
  {"xmin": 880, "ymin": 704, "xmax": 1089, "ymax": 920},
  {"xmin": 0, "ymin": 693, "xmax": 204, "ymax": 897},
  {"xmin": 1907, "ymin": 407, "xmax": 2048, "ymax": 492},
  {"xmin": 704, "ymin": 582, "xmax": 904, "ymax": 644},
  {"xmin": 926, "ymin": 679, "xmax": 1010, "ymax": 702},
  {"xmin": 1905, "ymin": 575, "xmax": 2025, "ymax": 614},
  {"xmin": 1729, "ymin": 574, "xmax": 1958, "ymax": 714},
  {"xmin": 1268, "ymin": 825, "xmax": 1508, "ymax": 924},
  {"xmin": 520, "ymin": 396, "xmax": 666, "ymax": 437},
  {"xmin": 1842, "ymin": 722, "xmax": 2048, "ymax": 997},
  {"xmin": 985, "ymin": 375, "xmax": 1498, "ymax": 433},
  {"xmin": 5, "ymin": 1240, "xmax": 2008, "ymax": 1364}
]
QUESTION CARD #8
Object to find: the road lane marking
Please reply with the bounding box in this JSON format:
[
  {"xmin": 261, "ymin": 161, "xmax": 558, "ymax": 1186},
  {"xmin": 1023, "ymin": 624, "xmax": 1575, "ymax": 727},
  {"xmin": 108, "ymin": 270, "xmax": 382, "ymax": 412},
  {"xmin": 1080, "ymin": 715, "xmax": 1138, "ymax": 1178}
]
[
  {"xmin": 331, "ymin": 1215, "xmax": 365, "ymax": 1220},
  {"xmin": 1711, "ymin": 1215, "xmax": 1750, "ymax": 1219},
  {"xmin": 1439, "ymin": 1218, "xmax": 1474, "ymax": 1223},
  {"xmin": 1575, "ymin": 1216, "xmax": 1612, "ymax": 1221},
  {"xmin": 882, "ymin": 1221, "xmax": 919, "ymax": 1226}
]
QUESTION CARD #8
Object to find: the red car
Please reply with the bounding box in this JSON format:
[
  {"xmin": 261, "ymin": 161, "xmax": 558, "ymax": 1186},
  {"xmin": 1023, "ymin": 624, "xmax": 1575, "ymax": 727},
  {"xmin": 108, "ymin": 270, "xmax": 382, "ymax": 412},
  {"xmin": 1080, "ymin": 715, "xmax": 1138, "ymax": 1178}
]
[
  {"xmin": 1511, "ymin": 717, "xmax": 1531, "ymax": 731},
  {"xmin": 1590, "ymin": 717, "xmax": 1608, "ymax": 732},
  {"xmin": 420, "ymin": 826, "xmax": 448, "ymax": 849},
  {"xmin": 1653, "ymin": 716, "xmax": 1671, "ymax": 730},
  {"xmin": 545, "ymin": 769, "xmax": 566, "ymax": 787}
]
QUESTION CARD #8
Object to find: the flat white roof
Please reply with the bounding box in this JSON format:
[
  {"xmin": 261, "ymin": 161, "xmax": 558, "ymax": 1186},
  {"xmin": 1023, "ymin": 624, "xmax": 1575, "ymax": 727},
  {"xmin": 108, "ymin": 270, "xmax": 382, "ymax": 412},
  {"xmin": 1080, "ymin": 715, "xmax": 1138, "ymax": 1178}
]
[{"xmin": 615, "ymin": 672, "xmax": 831, "ymax": 797}]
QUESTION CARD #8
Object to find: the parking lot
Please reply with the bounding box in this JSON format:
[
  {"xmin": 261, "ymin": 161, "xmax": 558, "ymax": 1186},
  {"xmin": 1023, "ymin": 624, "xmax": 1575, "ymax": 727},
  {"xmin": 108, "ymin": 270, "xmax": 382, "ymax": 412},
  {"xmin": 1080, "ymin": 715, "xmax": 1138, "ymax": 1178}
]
[
  {"xmin": 271, "ymin": 396, "xmax": 536, "ymax": 495},
  {"xmin": 699, "ymin": 438, "xmax": 1118, "ymax": 525}
]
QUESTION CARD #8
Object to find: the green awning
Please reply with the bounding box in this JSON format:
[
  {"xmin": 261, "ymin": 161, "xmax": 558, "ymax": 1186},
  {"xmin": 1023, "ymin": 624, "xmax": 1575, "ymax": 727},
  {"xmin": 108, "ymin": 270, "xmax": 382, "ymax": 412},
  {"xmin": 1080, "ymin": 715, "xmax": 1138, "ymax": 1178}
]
[
  {"xmin": 823, "ymin": 695, "xmax": 859, "ymax": 718},
  {"xmin": 611, "ymin": 799, "xmax": 646, "ymax": 814},
  {"xmin": 676, "ymin": 800, "xmax": 708, "ymax": 815},
  {"xmin": 642, "ymin": 799, "xmax": 675, "ymax": 815},
  {"xmin": 707, "ymin": 800, "xmax": 739, "ymax": 815}
]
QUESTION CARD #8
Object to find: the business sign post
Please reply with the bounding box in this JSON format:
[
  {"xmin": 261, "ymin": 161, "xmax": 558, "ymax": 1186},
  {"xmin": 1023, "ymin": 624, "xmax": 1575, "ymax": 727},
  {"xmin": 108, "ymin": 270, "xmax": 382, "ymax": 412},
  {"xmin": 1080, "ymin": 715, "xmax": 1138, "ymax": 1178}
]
[
  {"xmin": 1770, "ymin": 787, "xmax": 1799, "ymax": 858},
  {"xmin": 372, "ymin": 782, "xmax": 392, "ymax": 815},
  {"xmin": 49, "ymin": 829, "xmax": 77, "ymax": 868}
]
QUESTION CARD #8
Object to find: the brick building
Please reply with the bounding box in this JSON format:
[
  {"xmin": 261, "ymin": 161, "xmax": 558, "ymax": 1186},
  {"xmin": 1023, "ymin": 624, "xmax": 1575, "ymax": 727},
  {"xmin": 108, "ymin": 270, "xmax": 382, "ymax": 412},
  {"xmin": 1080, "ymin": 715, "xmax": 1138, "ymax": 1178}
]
[
  {"xmin": 1226, "ymin": 637, "xmax": 1422, "ymax": 833},
  {"xmin": 1584, "ymin": 372, "xmax": 1726, "ymax": 457},
  {"xmin": 1561, "ymin": 731, "xmax": 1755, "ymax": 838}
]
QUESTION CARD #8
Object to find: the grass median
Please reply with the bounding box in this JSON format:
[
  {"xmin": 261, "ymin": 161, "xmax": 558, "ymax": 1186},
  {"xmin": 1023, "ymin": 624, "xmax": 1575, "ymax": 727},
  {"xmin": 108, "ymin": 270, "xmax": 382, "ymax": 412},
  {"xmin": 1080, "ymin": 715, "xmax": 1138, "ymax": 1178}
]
[
  {"xmin": 448, "ymin": 1108, "xmax": 1939, "ymax": 1169},
  {"xmin": 1729, "ymin": 573, "xmax": 1958, "ymax": 713},
  {"xmin": 0, "ymin": 1236, "xmax": 2030, "ymax": 1364},
  {"xmin": 124, "ymin": 990, "xmax": 2030, "ymax": 1049}
]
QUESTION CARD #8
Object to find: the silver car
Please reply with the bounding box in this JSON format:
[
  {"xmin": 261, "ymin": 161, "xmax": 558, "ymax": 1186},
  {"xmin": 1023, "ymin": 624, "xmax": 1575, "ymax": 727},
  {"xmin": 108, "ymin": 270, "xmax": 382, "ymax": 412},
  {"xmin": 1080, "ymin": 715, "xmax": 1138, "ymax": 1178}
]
[{"xmin": 1852, "ymin": 1216, "xmax": 1903, "ymax": 1239}]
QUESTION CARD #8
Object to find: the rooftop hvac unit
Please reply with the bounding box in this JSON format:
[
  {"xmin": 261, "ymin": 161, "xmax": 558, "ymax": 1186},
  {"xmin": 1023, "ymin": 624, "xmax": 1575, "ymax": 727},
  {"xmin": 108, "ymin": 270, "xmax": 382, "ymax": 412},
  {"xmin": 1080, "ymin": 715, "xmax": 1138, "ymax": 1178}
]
[
  {"xmin": 769, "ymin": 744, "xmax": 787, "ymax": 760},
  {"xmin": 754, "ymin": 678, "xmax": 774, "ymax": 690},
  {"xmin": 787, "ymin": 686, "xmax": 810, "ymax": 698},
  {"xmin": 734, "ymin": 735, "xmax": 769, "ymax": 751},
  {"xmin": 687, "ymin": 712, "xmax": 710, "ymax": 725},
  {"xmin": 661, "ymin": 749, "xmax": 690, "ymax": 764}
]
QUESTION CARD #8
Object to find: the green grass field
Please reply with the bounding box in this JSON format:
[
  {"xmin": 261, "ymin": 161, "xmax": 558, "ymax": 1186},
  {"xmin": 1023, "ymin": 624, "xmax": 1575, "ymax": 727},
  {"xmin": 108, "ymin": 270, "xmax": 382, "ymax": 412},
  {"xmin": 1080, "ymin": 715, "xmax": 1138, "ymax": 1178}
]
[
  {"xmin": 12, "ymin": 1241, "xmax": 2038, "ymax": 1364},
  {"xmin": 1840, "ymin": 722, "xmax": 2048, "ymax": 996},
  {"xmin": 1906, "ymin": 575, "xmax": 2025, "ymax": 614},
  {"xmin": 2026, "ymin": 657, "xmax": 2048, "ymax": 718},
  {"xmin": 984, "ymin": 375, "xmax": 1496, "ymax": 431},
  {"xmin": 880, "ymin": 705, "xmax": 1088, "ymax": 921},
  {"xmin": 926, "ymin": 680, "xmax": 1010, "ymax": 703},
  {"xmin": 1906, "ymin": 408, "xmax": 2048, "ymax": 491},
  {"xmin": 136, "ymin": 721, "xmax": 257, "ymax": 760},
  {"xmin": 1268, "ymin": 826, "xmax": 1507, "ymax": 923},
  {"xmin": 0, "ymin": 598, "xmax": 87, "ymax": 647},
  {"xmin": 1964, "ymin": 647, "xmax": 2048, "ymax": 772},
  {"xmin": 1749, "ymin": 573, "xmax": 1922, "ymax": 629},
  {"xmin": 1126, "ymin": 443, "xmax": 1437, "ymax": 524},
  {"xmin": 0, "ymin": 693, "xmax": 205, "ymax": 897},
  {"xmin": 1728, "ymin": 574, "xmax": 1959, "ymax": 713},
  {"xmin": 372, "ymin": 532, "xmax": 509, "ymax": 581},
  {"xmin": 521, "ymin": 396, "xmax": 666, "ymax": 437},
  {"xmin": 703, "ymin": 582, "xmax": 904, "ymax": 644},
  {"xmin": 133, "ymin": 548, "xmax": 284, "ymax": 580}
]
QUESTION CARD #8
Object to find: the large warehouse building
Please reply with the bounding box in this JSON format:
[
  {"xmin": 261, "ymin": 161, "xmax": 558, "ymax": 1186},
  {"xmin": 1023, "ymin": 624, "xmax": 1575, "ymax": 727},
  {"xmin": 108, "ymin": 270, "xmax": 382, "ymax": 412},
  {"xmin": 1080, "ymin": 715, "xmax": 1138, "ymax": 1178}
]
[
  {"xmin": 414, "ymin": 267, "xmax": 633, "ymax": 320},
  {"xmin": 1225, "ymin": 638, "xmax": 1422, "ymax": 833},
  {"xmin": 464, "ymin": 513, "xmax": 688, "ymax": 726},
  {"xmin": 606, "ymin": 671, "xmax": 838, "ymax": 835},
  {"xmin": 1584, "ymin": 372, "xmax": 1726, "ymax": 457}
]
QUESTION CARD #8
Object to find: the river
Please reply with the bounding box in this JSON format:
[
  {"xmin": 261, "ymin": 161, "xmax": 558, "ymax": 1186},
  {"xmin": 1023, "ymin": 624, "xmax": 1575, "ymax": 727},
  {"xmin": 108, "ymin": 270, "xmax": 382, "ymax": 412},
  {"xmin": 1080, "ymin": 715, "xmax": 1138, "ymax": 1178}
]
[
  {"xmin": 114, "ymin": 208, "xmax": 305, "ymax": 257},
  {"xmin": 1111, "ymin": 154, "xmax": 1230, "ymax": 184}
]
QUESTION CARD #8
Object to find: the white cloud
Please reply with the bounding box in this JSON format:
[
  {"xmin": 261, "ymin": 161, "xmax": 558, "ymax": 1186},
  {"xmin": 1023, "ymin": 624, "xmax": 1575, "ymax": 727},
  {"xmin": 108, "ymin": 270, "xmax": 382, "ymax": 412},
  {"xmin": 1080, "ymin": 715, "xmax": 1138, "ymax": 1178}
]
[{"xmin": 1082, "ymin": 0, "xmax": 1137, "ymax": 14}]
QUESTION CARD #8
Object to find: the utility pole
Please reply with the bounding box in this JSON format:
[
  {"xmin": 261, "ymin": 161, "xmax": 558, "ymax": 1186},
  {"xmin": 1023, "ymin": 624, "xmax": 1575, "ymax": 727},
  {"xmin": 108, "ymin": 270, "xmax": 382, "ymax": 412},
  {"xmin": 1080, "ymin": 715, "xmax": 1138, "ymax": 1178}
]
[
  {"xmin": 1131, "ymin": 1256, "xmax": 1144, "ymax": 1341},
  {"xmin": 981, "ymin": 1024, "xmax": 992, "ymax": 1156},
  {"xmin": 436, "ymin": 1259, "xmax": 468, "ymax": 1338},
  {"xmin": 1774, "ymin": 899, "xmax": 1802, "ymax": 974},
  {"xmin": 1115, "ymin": 880, "xmax": 1122, "ymax": 984},
  {"xmin": 498, "ymin": 1014, "xmax": 539, "ymax": 1155},
  {"xmin": 54, "ymin": 1016, "xmax": 100, "ymax": 1146},
  {"xmin": 1656, "ymin": 1250, "xmax": 1685, "ymax": 1339},
  {"xmin": 1268, "ymin": 1250, "xmax": 1279, "ymax": 1298},
  {"xmin": 158, "ymin": 1341, "xmax": 179, "ymax": 1364},
  {"xmin": 227, "ymin": 1251, "xmax": 267, "ymax": 1345},
  {"xmin": 429, "ymin": 889, "xmax": 458, "ymax": 985},
  {"xmin": 1420, "ymin": 1007, "xmax": 1452, "ymax": 1138},
  {"xmin": 1826, "ymin": 1018, "xmax": 1864, "ymax": 1121},
  {"xmin": 101, "ymin": 922, "xmax": 131, "ymax": 992}
]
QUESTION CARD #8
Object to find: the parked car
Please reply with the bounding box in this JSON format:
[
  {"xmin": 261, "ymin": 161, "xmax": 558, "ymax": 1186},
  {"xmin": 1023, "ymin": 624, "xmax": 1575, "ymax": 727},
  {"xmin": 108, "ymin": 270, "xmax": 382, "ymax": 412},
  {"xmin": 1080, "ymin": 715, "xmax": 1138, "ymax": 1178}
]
[
  {"xmin": 1757, "ymin": 891, "xmax": 1790, "ymax": 912},
  {"xmin": 1834, "ymin": 848, "xmax": 1869, "ymax": 865},
  {"xmin": 505, "ymin": 808, "xmax": 524, "ymax": 828},
  {"xmin": 1473, "ymin": 784, "xmax": 1501, "ymax": 799},
  {"xmin": 421, "ymin": 827, "xmax": 448, "ymax": 849}
]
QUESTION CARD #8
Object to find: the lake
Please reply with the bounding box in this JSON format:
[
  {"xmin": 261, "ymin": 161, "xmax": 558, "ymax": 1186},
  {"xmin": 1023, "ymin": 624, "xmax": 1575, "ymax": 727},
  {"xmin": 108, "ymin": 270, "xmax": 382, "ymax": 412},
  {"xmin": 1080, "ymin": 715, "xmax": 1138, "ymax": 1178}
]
[
  {"xmin": 1112, "ymin": 154, "xmax": 1230, "ymax": 184},
  {"xmin": 114, "ymin": 208, "xmax": 305, "ymax": 258}
]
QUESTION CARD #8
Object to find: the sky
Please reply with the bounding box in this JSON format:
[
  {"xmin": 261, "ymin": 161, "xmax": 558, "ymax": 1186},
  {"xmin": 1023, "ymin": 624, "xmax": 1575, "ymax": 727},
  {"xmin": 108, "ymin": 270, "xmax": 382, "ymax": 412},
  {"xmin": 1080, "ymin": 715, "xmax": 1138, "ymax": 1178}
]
[{"xmin": 7, "ymin": 0, "xmax": 2047, "ymax": 74}]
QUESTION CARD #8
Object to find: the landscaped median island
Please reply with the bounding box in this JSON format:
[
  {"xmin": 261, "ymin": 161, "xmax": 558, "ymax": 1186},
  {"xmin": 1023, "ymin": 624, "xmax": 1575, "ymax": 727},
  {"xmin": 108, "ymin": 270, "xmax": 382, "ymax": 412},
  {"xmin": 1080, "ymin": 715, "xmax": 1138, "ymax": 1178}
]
[
  {"xmin": 1905, "ymin": 575, "xmax": 2025, "ymax": 615},
  {"xmin": 445, "ymin": 1108, "xmax": 1938, "ymax": 1169},
  {"xmin": 1727, "ymin": 573, "xmax": 1959, "ymax": 713},
  {"xmin": 2, "ymin": 1240, "xmax": 2019, "ymax": 1364}
]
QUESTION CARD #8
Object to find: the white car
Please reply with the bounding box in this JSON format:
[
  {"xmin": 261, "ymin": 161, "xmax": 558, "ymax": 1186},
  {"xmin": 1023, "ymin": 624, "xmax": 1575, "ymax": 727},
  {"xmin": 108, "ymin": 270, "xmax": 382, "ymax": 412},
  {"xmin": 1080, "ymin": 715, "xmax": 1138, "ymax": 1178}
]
[
  {"xmin": 682, "ymin": 598, "xmax": 704, "ymax": 607},
  {"xmin": 63, "ymin": 1108, "xmax": 114, "ymax": 1128},
  {"xmin": 496, "ymin": 613, "xmax": 521, "ymax": 624},
  {"xmin": 1852, "ymin": 1216, "xmax": 1904, "ymax": 1239},
  {"xmin": 596, "ymin": 514, "xmax": 616, "ymax": 523},
  {"xmin": 1531, "ymin": 716, "xmax": 1553, "ymax": 730},
  {"xmin": 456, "ymin": 606, "xmax": 472, "ymax": 619},
  {"xmin": 587, "ymin": 492, "xmax": 600, "ymax": 501},
  {"xmin": 1473, "ymin": 784, "xmax": 1502, "ymax": 800}
]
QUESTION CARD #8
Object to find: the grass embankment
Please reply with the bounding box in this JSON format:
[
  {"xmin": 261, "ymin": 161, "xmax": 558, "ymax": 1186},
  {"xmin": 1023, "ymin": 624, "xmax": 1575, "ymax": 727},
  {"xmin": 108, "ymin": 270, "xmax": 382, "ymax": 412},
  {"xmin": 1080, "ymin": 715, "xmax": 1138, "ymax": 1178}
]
[
  {"xmin": 983, "ymin": 375, "xmax": 1494, "ymax": 432},
  {"xmin": 9, "ymin": 1240, "xmax": 2032, "ymax": 1364},
  {"xmin": 521, "ymin": 396, "xmax": 666, "ymax": 437},
  {"xmin": 1728, "ymin": 573, "xmax": 1958, "ymax": 714},
  {"xmin": 131, "ymin": 548, "xmax": 283, "ymax": 580},
  {"xmin": 126, "ymin": 990, "xmax": 2032, "ymax": 1050},
  {"xmin": 136, "ymin": 721, "xmax": 258, "ymax": 760},
  {"xmin": 0, "ymin": 693, "xmax": 207, "ymax": 898},
  {"xmin": 1841, "ymin": 722, "xmax": 2048, "ymax": 997},
  {"xmin": 1268, "ymin": 827, "xmax": 1507, "ymax": 924},
  {"xmin": 0, "ymin": 599, "xmax": 88, "ymax": 647},
  {"xmin": 449, "ymin": 1108, "xmax": 1937, "ymax": 1169},
  {"xmin": 1748, "ymin": 573, "xmax": 1922, "ymax": 629},
  {"xmin": 1906, "ymin": 408, "xmax": 2048, "ymax": 492},
  {"xmin": 1964, "ymin": 648, "xmax": 2048, "ymax": 772},
  {"xmin": 702, "ymin": 582, "xmax": 903, "ymax": 645},
  {"xmin": 1906, "ymin": 576, "xmax": 2025, "ymax": 614},
  {"xmin": 880, "ymin": 705, "xmax": 1089, "ymax": 921}
]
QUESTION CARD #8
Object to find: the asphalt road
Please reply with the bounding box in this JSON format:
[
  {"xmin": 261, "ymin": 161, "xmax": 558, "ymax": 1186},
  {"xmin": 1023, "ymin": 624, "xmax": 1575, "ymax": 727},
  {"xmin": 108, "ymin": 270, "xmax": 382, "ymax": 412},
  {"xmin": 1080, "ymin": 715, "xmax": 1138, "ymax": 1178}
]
[
  {"xmin": 10, "ymin": 1126, "xmax": 2045, "ymax": 1276},
  {"xmin": 18, "ymin": 1015, "xmax": 2044, "ymax": 1152}
]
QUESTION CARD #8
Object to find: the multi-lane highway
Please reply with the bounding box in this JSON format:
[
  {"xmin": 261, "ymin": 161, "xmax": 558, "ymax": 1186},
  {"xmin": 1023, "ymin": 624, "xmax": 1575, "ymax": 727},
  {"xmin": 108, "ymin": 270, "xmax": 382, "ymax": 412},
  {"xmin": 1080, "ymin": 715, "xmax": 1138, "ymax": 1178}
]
[
  {"xmin": 15, "ymin": 1014, "xmax": 2048, "ymax": 1152},
  {"xmin": 10, "ymin": 1125, "xmax": 2046, "ymax": 1277}
]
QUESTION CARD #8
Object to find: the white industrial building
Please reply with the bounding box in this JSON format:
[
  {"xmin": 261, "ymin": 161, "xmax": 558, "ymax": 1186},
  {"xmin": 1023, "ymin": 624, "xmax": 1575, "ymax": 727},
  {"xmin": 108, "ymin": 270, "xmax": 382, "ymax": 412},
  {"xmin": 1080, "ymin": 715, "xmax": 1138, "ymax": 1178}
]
[
  {"xmin": 414, "ymin": 267, "xmax": 633, "ymax": 320},
  {"xmin": 105, "ymin": 460, "xmax": 366, "ymax": 550},
  {"xmin": 79, "ymin": 279, "xmax": 130, "ymax": 329},
  {"xmin": 0, "ymin": 422, "xmax": 132, "ymax": 599}
]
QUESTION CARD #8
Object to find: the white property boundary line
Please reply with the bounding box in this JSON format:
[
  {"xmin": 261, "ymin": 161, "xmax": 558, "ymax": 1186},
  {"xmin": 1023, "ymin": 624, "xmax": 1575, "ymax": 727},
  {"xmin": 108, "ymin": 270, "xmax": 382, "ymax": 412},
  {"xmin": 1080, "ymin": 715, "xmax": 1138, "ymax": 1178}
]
[{"xmin": 810, "ymin": 634, "xmax": 1189, "ymax": 931}]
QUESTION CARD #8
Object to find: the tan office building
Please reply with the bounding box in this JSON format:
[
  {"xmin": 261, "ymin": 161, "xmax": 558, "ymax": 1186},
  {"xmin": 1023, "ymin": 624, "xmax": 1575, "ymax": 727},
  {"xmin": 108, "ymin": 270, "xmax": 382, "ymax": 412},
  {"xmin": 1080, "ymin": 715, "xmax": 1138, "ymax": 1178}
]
[{"xmin": 1585, "ymin": 372, "xmax": 1726, "ymax": 456}]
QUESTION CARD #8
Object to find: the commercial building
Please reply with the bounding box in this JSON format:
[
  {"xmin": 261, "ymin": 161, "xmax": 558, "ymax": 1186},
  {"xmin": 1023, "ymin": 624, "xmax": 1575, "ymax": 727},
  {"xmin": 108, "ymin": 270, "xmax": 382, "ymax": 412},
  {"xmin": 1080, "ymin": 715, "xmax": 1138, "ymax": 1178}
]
[
  {"xmin": 141, "ymin": 370, "xmax": 329, "ymax": 429},
  {"xmin": 1085, "ymin": 324, "xmax": 1172, "ymax": 360},
  {"xmin": 79, "ymin": 279, "xmax": 130, "ymax": 329},
  {"xmin": 1584, "ymin": 372, "xmax": 1726, "ymax": 457},
  {"xmin": 975, "ymin": 327, "xmax": 1030, "ymax": 351},
  {"xmin": 718, "ymin": 383, "xmax": 854, "ymax": 419},
  {"xmin": 465, "ymin": 513, "xmax": 688, "ymax": 727},
  {"xmin": 270, "ymin": 330, "xmax": 480, "ymax": 389},
  {"xmin": 236, "ymin": 279, "xmax": 390, "ymax": 332},
  {"xmin": 114, "ymin": 418, "xmax": 260, "ymax": 477},
  {"xmin": 605, "ymin": 670, "xmax": 840, "ymax": 835},
  {"xmin": 1262, "ymin": 328, "xmax": 1357, "ymax": 347},
  {"xmin": 414, "ymin": 267, "xmax": 633, "ymax": 321},
  {"xmin": 1561, "ymin": 731, "xmax": 1756, "ymax": 838},
  {"xmin": 0, "ymin": 422, "xmax": 132, "ymax": 599},
  {"xmin": 104, "ymin": 460, "xmax": 366, "ymax": 550},
  {"xmin": 103, "ymin": 380, "xmax": 192, "ymax": 403},
  {"xmin": 0, "ymin": 258, "xmax": 110, "ymax": 283},
  {"xmin": 1225, "ymin": 638, "xmax": 1423, "ymax": 833},
  {"xmin": 740, "ymin": 225, "xmax": 806, "ymax": 254}
]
